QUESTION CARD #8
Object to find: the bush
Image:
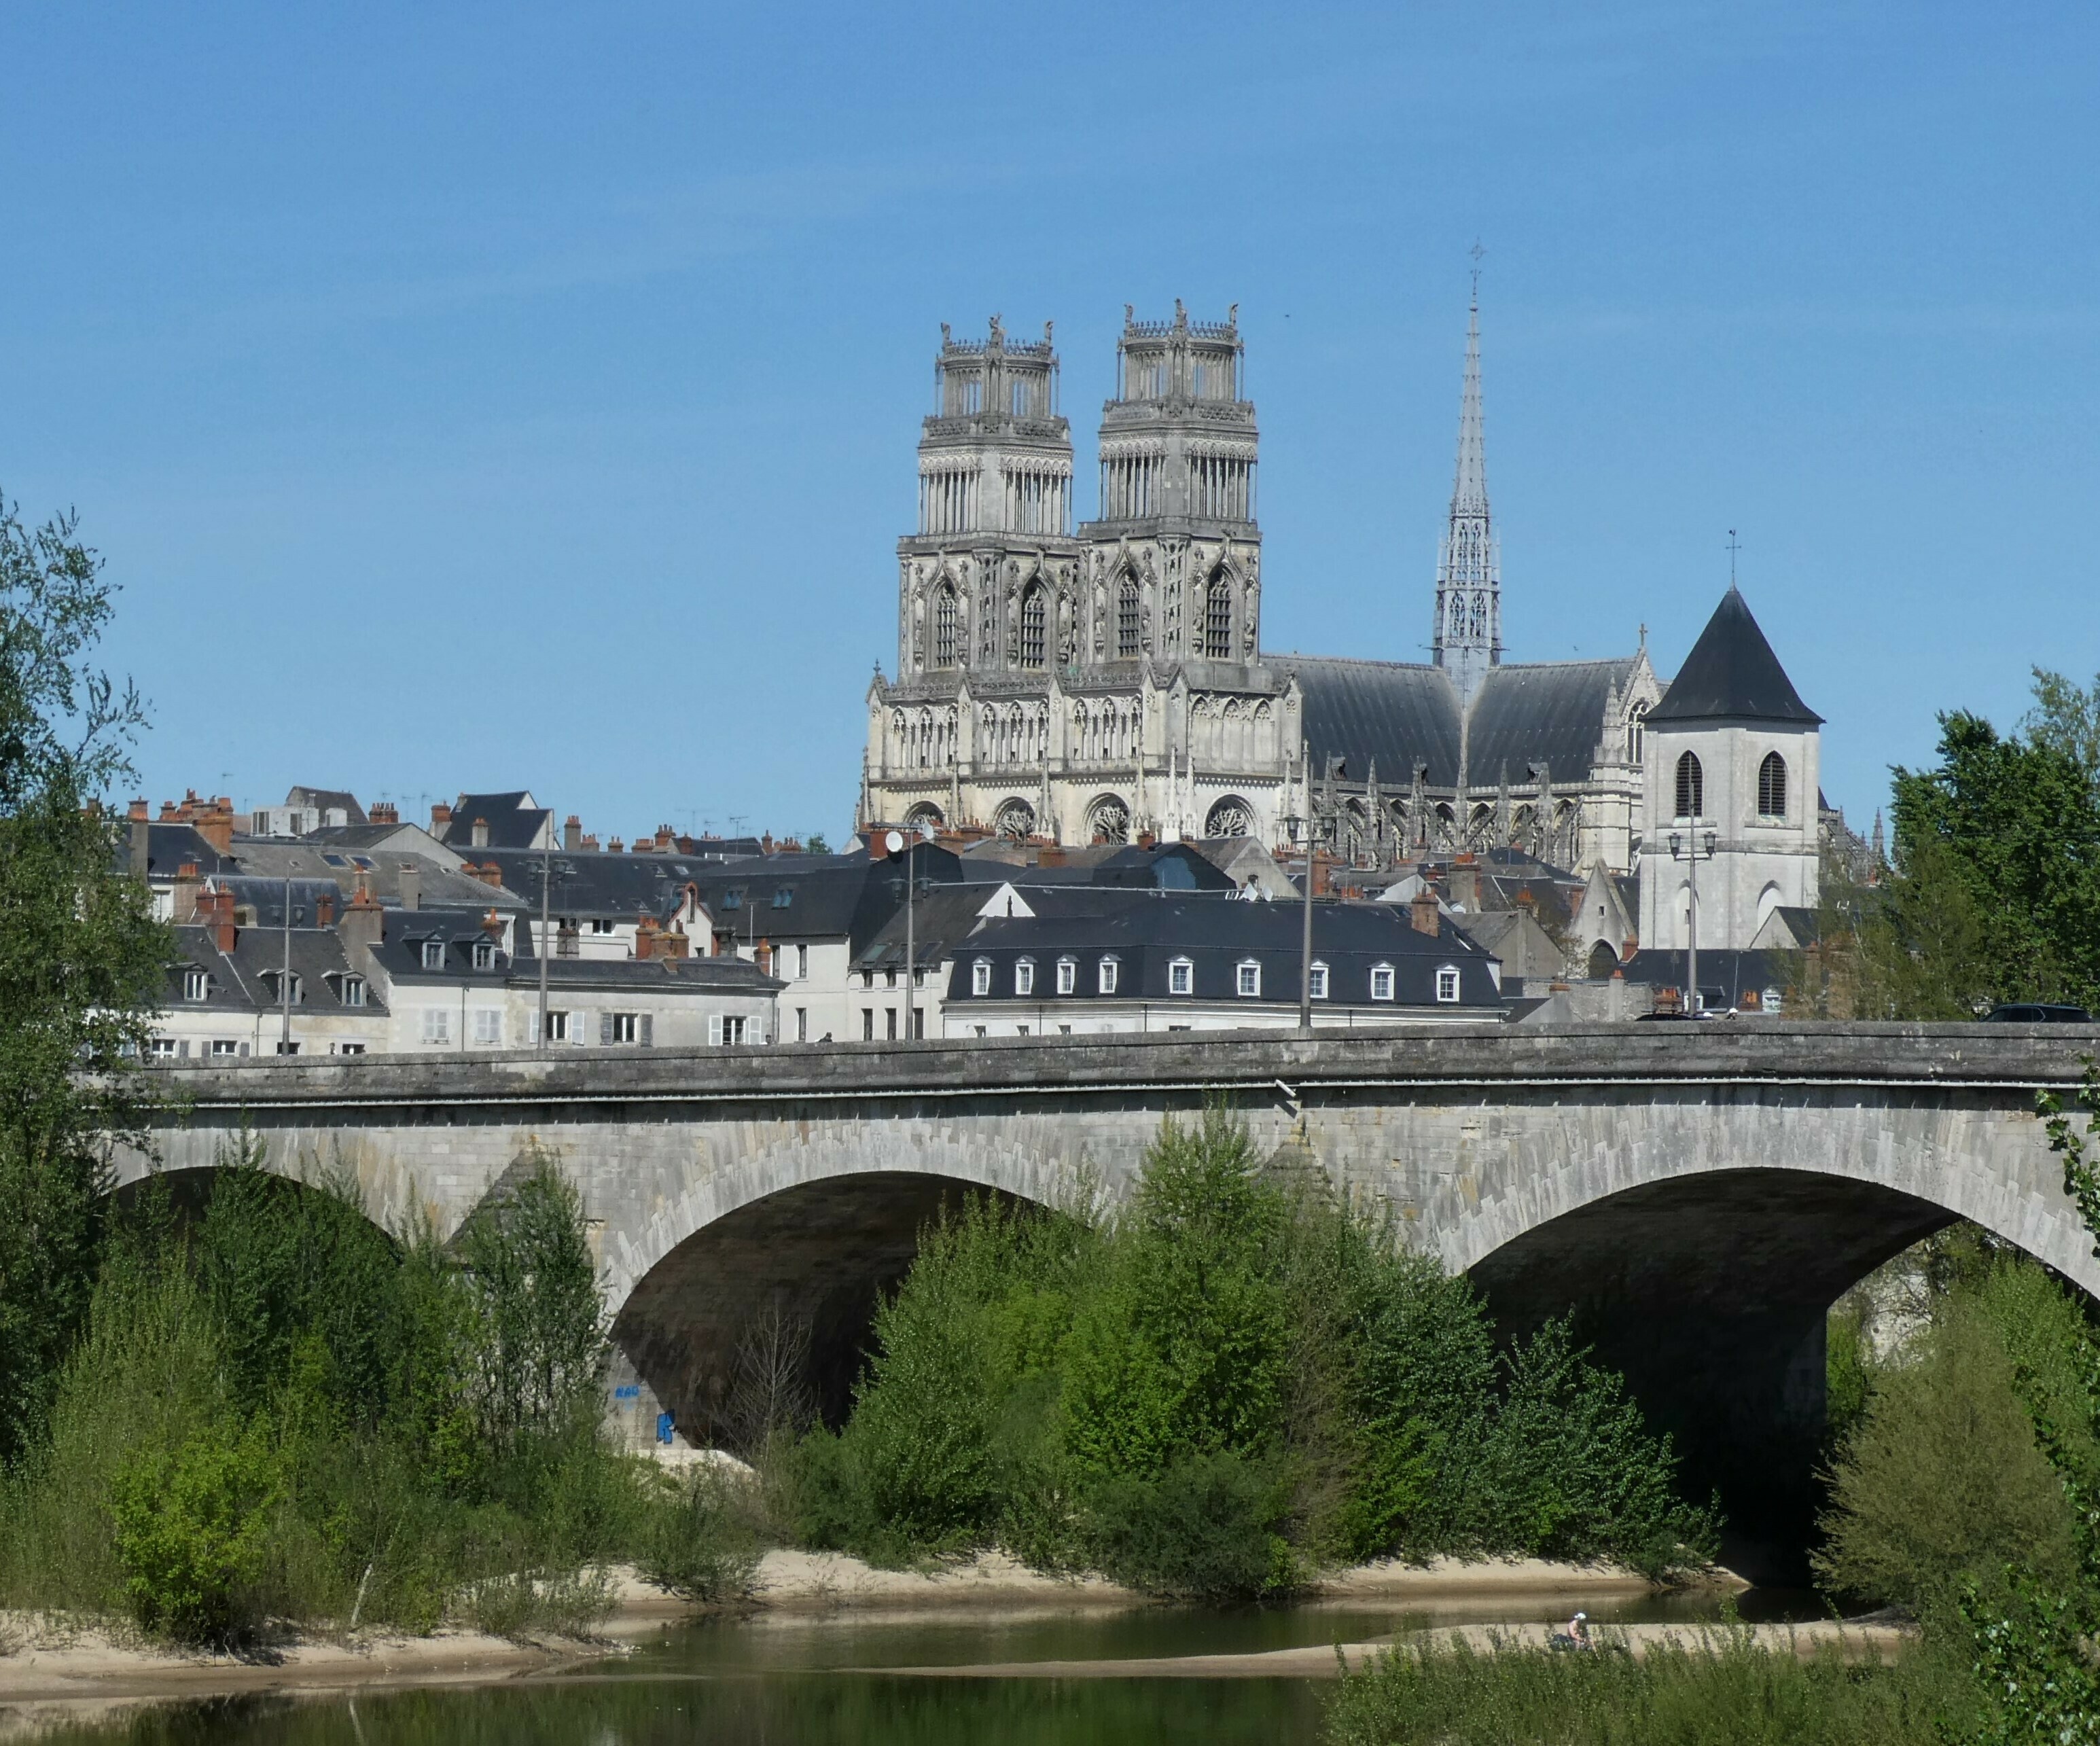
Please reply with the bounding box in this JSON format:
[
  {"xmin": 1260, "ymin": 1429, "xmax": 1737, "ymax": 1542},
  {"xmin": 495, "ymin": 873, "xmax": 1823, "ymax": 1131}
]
[
  {"xmin": 1088, "ymin": 1447, "xmax": 1296, "ymax": 1601},
  {"xmin": 640, "ymin": 1463, "xmax": 761, "ymax": 1603},
  {"xmin": 109, "ymin": 1416, "xmax": 283, "ymax": 1643}
]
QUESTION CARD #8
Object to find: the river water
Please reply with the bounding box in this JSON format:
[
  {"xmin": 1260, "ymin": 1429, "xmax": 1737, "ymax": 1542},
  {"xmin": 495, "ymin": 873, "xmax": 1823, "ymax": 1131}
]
[{"xmin": 38, "ymin": 1586, "xmax": 1809, "ymax": 1745}]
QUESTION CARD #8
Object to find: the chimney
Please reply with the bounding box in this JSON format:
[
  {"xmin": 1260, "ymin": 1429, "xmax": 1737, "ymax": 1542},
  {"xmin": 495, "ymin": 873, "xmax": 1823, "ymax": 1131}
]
[
  {"xmin": 173, "ymin": 859, "xmax": 203, "ymax": 924},
  {"xmin": 197, "ymin": 796, "xmax": 235, "ymax": 856},
  {"xmin": 473, "ymin": 861, "xmax": 503, "ymax": 888},
  {"xmin": 471, "ymin": 817, "xmax": 490, "ymax": 849},
  {"xmin": 398, "ymin": 861, "xmax": 422, "ymax": 912},
  {"xmin": 128, "ymin": 799, "xmax": 149, "ymax": 879},
  {"xmin": 204, "ymin": 883, "xmax": 237, "ymax": 955},
  {"xmin": 755, "ymin": 937, "xmax": 774, "ymax": 976},
  {"xmin": 315, "ymin": 889, "xmax": 336, "ymax": 927},
  {"xmin": 369, "ymin": 801, "xmax": 399, "ymax": 825},
  {"xmin": 430, "ymin": 802, "xmax": 452, "ymax": 835},
  {"xmin": 582, "ymin": 833, "xmax": 601, "ymax": 852},
  {"xmin": 158, "ymin": 800, "xmax": 180, "ymax": 822},
  {"xmin": 609, "ymin": 837, "xmax": 624, "ymax": 855},
  {"xmin": 762, "ymin": 831, "xmax": 775, "ymax": 855},
  {"xmin": 1448, "ymin": 855, "xmax": 1480, "ymax": 913},
  {"xmin": 339, "ymin": 870, "xmax": 385, "ymax": 969},
  {"xmin": 1410, "ymin": 889, "xmax": 1440, "ymax": 937},
  {"xmin": 564, "ymin": 815, "xmax": 582, "ymax": 851},
  {"xmin": 635, "ymin": 914, "xmax": 660, "ymax": 960}
]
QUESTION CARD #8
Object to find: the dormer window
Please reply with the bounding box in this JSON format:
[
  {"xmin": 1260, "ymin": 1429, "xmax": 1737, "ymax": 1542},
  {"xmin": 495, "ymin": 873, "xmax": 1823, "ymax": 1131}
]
[
  {"xmin": 1436, "ymin": 966, "xmax": 1462, "ymax": 1003},
  {"xmin": 772, "ymin": 887, "xmax": 794, "ymax": 909},
  {"xmin": 472, "ymin": 940, "xmax": 497, "ymax": 971},
  {"xmin": 262, "ymin": 969, "xmax": 303, "ymax": 1005},
  {"xmin": 421, "ymin": 940, "xmax": 445, "ymax": 970},
  {"xmin": 182, "ymin": 968, "xmax": 209, "ymax": 1003},
  {"xmin": 340, "ymin": 974, "xmax": 366, "ymax": 1008},
  {"xmin": 972, "ymin": 958, "xmax": 991, "ymax": 997},
  {"xmin": 1056, "ymin": 957, "xmax": 1077, "ymax": 995},
  {"xmin": 1309, "ymin": 961, "xmax": 1329, "ymax": 1001},
  {"xmin": 720, "ymin": 889, "xmax": 745, "ymax": 911},
  {"xmin": 1370, "ymin": 963, "xmax": 1395, "ymax": 1001},
  {"xmin": 1098, "ymin": 956, "xmax": 1119, "ymax": 995},
  {"xmin": 1015, "ymin": 957, "xmax": 1035, "ymax": 997},
  {"xmin": 1168, "ymin": 956, "xmax": 1192, "ymax": 996},
  {"xmin": 1236, "ymin": 959, "xmax": 1261, "ymax": 998}
]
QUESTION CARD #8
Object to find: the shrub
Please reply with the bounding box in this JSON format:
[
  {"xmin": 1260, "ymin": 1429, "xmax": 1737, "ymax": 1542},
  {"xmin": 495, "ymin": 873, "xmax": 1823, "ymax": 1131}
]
[
  {"xmin": 640, "ymin": 1463, "xmax": 761, "ymax": 1603},
  {"xmin": 1087, "ymin": 1447, "xmax": 1297, "ymax": 1601},
  {"xmin": 109, "ymin": 1416, "xmax": 283, "ymax": 1643}
]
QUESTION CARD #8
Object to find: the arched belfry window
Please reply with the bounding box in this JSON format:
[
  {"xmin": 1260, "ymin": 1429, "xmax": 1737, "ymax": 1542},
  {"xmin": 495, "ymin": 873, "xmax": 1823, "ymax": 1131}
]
[
  {"xmin": 1117, "ymin": 577, "xmax": 1140, "ymax": 659},
  {"xmin": 1674, "ymin": 751, "xmax": 1703, "ymax": 821},
  {"xmin": 933, "ymin": 586, "xmax": 958, "ymax": 669},
  {"xmin": 1758, "ymin": 751, "xmax": 1787, "ymax": 819},
  {"xmin": 1019, "ymin": 585, "xmax": 1047, "ymax": 670},
  {"xmin": 1203, "ymin": 575, "xmax": 1232, "ymax": 659}
]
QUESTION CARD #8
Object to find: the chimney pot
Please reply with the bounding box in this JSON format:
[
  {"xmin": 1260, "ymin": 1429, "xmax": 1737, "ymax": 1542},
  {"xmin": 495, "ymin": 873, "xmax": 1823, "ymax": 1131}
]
[
  {"xmin": 564, "ymin": 815, "xmax": 582, "ymax": 851},
  {"xmin": 369, "ymin": 801, "xmax": 399, "ymax": 825},
  {"xmin": 431, "ymin": 802, "xmax": 452, "ymax": 832}
]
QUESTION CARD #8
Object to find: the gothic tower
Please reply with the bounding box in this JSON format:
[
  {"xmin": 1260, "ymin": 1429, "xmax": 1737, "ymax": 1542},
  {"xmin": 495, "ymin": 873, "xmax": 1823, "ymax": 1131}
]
[
  {"xmin": 895, "ymin": 317, "xmax": 1080, "ymax": 681},
  {"xmin": 1431, "ymin": 283, "xmax": 1500, "ymax": 708},
  {"xmin": 1078, "ymin": 302, "xmax": 1262, "ymax": 672}
]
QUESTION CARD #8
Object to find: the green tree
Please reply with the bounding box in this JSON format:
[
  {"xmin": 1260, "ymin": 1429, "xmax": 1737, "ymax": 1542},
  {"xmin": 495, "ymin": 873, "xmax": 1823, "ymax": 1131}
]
[{"xmin": 0, "ymin": 496, "xmax": 168, "ymax": 1463}]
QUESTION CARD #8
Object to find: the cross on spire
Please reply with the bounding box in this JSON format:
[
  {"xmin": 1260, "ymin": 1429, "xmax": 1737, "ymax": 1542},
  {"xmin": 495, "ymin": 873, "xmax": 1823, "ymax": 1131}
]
[{"xmin": 1726, "ymin": 529, "xmax": 1741, "ymax": 589}]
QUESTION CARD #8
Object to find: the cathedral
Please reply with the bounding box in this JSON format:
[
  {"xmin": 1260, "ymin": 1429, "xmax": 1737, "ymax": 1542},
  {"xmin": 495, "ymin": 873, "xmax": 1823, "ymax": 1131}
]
[{"xmin": 859, "ymin": 292, "xmax": 1813, "ymax": 927}]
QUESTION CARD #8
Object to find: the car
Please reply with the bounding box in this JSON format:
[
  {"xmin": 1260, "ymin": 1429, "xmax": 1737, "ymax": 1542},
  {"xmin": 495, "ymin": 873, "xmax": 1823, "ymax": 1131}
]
[{"xmin": 1982, "ymin": 1003, "xmax": 2093, "ymax": 1024}]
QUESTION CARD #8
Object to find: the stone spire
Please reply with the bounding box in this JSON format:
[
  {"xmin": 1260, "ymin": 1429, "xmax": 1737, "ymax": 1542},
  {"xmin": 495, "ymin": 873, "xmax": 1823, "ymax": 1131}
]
[{"xmin": 1432, "ymin": 265, "xmax": 1501, "ymax": 709}]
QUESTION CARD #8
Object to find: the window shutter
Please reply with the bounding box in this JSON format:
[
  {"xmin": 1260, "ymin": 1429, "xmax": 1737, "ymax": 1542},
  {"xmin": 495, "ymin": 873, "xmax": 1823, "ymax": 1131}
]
[
  {"xmin": 709, "ymin": 1014, "xmax": 723, "ymax": 1047},
  {"xmin": 599, "ymin": 1012, "xmax": 614, "ymax": 1046},
  {"xmin": 639, "ymin": 1013, "xmax": 654, "ymax": 1048}
]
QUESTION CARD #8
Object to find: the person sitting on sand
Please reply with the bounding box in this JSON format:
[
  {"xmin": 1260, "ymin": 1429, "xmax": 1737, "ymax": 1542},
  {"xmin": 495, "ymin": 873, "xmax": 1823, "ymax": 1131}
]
[{"xmin": 1567, "ymin": 1611, "xmax": 1592, "ymax": 1649}]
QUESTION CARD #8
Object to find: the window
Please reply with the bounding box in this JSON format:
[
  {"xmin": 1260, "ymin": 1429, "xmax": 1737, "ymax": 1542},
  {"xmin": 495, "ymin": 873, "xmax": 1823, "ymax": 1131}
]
[
  {"xmin": 211, "ymin": 1039, "xmax": 241, "ymax": 1057},
  {"xmin": 1309, "ymin": 961, "xmax": 1329, "ymax": 1001},
  {"xmin": 1204, "ymin": 576, "xmax": 1232, "ymax": 658},
  {"xmin": 421, "ymin": 1008, "xmax": 450, "ymax": 1044},
  {"xmin": 1436, "ymin": 967, "xmax": 1461, "ymax": 1003},
  {"xmin": 1098, "ymin": 956, "xmax": 1119, "ymax": 995},
  {"xmin": 1019, "ymin": 586, "xmax": 1047, "ymax": 669},
  {"xmin": 471, "ymin": 1008, "xmax": 502, "ymax": 1045},
  {"xmin": 1236, "ymin": 959, "xmax": 1261, "ymax": 997},
  {"xmin": 1758, "ymin": 751, "xmax": 1787, "ymax": 819},
  {"xmin": 710, "ymin": 1014, "xmax": 747, "ymax": 1046},
  {"xmin": 1117, "ymin": 578, "xmax": 1140, "ymax": 658},
  {"xmin": 861, "ymin": 969, "xmax": 874, "ymax": 988},
  {"xmin": 796, "ymin": 943, "xmax": 808, "ymax": 979},
  {"xmin": 341, "ymin": 975, "xmax": 366, "ymax": 1008},
  {"xmin": 471, "ymin": 940, "xmax": 497, "ymax": 970},
  {"xmin": 420, "ymin": 939, "xmax": 445, "ymax": 969},
  {"xmin": 149, "ymin": 1037, "xmax": 179, "ymax": 1058},
  {"xmin": 183, "ymin": 969, "xmax": 209, "ymax": 1002},
  {"xmin": 885, "ymin": 967, "xmax": 897, "ymax": 988},
  {"xmin": 885, "ymin": 1007, "xmax": 897, "ymax": 1039},
  {"xmin": 1370, "ymin": 963, "xmax": 1395, "ymax": 1001},
  {"xmin": 263, "ymin": 970, "xmax": 303, "ymax": 1005},
  {"xmin": 973, "ymin": 1025, "xmax": 987, "ymax": 1037},
  {"xmin": 972, "ymin": 959, "xmax": 991, "ymax": 997},
  {"xmin": 275, "ymin": 1041, "xmax": 300, "ymax": 1056},
  {"xmin": 862, "ymin": 1008, "xmax": 874, "ymax": 1040},
  {"xmin": 605, "ymin": 1012, "xmax": 641, "ymax": 1045},
  {"xmin": 334, "ymin": 1042, "xmax": 366, "ymax": 1056},
  {"xmin": 1056, "ymin": 957, "xmax": 1077, "ymax": 995},
  {"xmin": 772, "ymin": 887, "xmax": 794, "ymax": 909},
  {"xmin": 1675, "ymin": 751, "xmax": 1703, "ymax": 820},
  {"xmin": 543, "ymin": 1010, "xmax": 569, "ymax": 1042},
  {"xmin": 590, "ymin": 916, "xmax": 620, "ymax": 933},
  {"xmin": 910, "ymin": 1007, "xmax": 924, "ymax": 1039},
  {"xmin": 1168, "ymin": 956, "xmax": 1193, "ymax": 995},
  {"xmin": 1058, "ymin": 1024, "xmax": 1072, "ymax": 1035},
  {"xmin": 933, "ymin": 588, "xmax": 959, "ymax": 668},
  {"xmin": 1015, "ymin": 958, "xmax": 1035, "ymax": 996},
  {"xmin": 1629, "ymin": 702, "xmax": 1648, "ymax": 766},
  {"xmin": 795, "ymin": 1007, "xmax": 808, "ymax": 1042}
]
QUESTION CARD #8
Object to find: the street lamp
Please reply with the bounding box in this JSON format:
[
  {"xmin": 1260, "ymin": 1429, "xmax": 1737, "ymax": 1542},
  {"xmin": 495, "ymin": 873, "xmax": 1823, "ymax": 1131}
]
[
  {"xmin": 1281, "ymin": 808, "xmax": 1330, "ymax": 1037},
  {"xmin": 1667, "ymin": 823, "xmax": 1719, "ymax": 1016}
]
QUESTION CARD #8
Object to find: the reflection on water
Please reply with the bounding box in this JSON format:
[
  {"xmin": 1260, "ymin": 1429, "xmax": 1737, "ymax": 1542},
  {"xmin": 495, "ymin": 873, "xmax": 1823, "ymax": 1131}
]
[{"xmin": 19, "ymin": 1585, "xmax": 1815, "ymax": 1745}]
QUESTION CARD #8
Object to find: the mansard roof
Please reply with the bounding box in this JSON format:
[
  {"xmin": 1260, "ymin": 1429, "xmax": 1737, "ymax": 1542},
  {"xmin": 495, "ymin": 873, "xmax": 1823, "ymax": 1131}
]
[
  {"xmin": 1467, "ymin": 658, "xmax": 1641, "ymax": 788},
  {"xmin": 1289, "ymin": 658, "xmax": 1464, "ymax": 789},
  {"xmin": 1646, "ymin": 588, "xmax": 1821, "ymax": 727}
]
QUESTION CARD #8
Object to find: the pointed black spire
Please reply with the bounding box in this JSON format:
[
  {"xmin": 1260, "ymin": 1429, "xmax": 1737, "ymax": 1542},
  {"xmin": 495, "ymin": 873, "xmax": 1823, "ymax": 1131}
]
[{"xmin": 1648, "ymin": 588, "xmax": 1821, "ymax": 726}]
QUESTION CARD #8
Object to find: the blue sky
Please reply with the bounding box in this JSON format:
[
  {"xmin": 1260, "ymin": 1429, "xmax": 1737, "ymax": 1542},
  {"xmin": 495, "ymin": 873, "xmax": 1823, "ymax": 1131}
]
[{"xmin": 3, "ymin": 3, "xmax": 2094, "ymax": 842}]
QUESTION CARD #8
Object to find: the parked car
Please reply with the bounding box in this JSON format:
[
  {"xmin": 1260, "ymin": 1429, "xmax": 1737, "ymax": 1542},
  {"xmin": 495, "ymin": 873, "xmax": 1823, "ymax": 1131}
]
[{"xmin": 1982, "ymin": 1003, "xmax": 2093, "ymax": 1023}]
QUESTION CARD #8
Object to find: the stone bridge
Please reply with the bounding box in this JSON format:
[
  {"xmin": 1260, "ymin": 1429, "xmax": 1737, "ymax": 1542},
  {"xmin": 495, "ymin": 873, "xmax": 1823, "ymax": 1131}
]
[{"xmin": 124, "ymin": 1022, "xmax": 2100, "ymax": 1572}]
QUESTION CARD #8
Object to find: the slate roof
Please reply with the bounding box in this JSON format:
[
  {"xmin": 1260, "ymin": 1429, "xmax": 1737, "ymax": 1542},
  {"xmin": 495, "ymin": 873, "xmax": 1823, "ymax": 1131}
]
[
  {"xmin": 164, "ymin": 925, "xmax": 383, "ymax": 1015},
  {"xmin": 1467, "ymin": 659, "xmax": 1638, "ymax": 786},
  {"xmin": 502, "ymin": 955, "xmax": 783, "ymax": 995},
  {"xmin": 283, "ymin": 787, "xmax": 367, "ymax": 825},
  {"xmin": 228, "ymin": 840, "xmax": 524, "ymax": 914},
  {"xmin": 1647, "ymin": 588, "xmax": 1821, "ymax": 726},
  {"xmin": 950, "ymin": 842, "xmax": 1236, "ymax": 893},
  {"xmin": 135, "ymin": 821, "xmax": 238, "ymax": 878},
  {"xmin": 946, "ymin": 896, "xmax": 1503, "ymax": 1012},
  {"xmin": 440, "ymin": 792, "xmax": 553, "ymax": 851},
  {"xmin": 1620, "ymin": 946, "xmax": 1794, "ymax": 1013},
  {"xmin": 1287, "ymin": 657, "xmax": 1464, "ymax": 787}
]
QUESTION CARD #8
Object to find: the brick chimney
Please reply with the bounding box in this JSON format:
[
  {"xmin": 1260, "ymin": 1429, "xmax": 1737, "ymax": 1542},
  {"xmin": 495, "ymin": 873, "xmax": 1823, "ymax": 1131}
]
[
  {"xmin": 609, "ymin": 837, "xmax": 625, "ymax": 855},
  {"xmin": 761, "ymin": 831, "xmax": 775, "ymax": 855},
  {"xmin": 368, "ymin": 801, "xmax": 399, "ymax": 825},
  {"xmin": 471, "ymin": 860, "xmax": 503, "ymax": 889},
  {"xmin": 755, "ymin": 937, "xmax": 773, "ymax": 976},
  {"xmin": 430, "ymin": 802, "xmax": 452, "ymax": 835},
  {"xmin": 158, "ymin": 800, "xmax": 180, "ymax": 823},
  {"xmin": 196, "ymin": 796, "xmax": 235, "ymax": 856},
  {"xmin": 315, "ymin": 889, "xmax": 336, "ymax": 927},
  {"xmin": 1410, "ymin": 889, "xmax": 1440, "ymax": 937},
  {"xmin": 128, "ymin": 799, "xmax": 149, "ymax": 879},
  {"xmin": 564, "ymin": 815, "xmax": 582, "ymax": 851},
  {"xmin": 470, "ymin": 817, "xmax": 489, "ymax": 849},
  {"xmin": 173, "ymin": 859, "xmax": 203, "ymax": 924},
  {"xmin": 635, "ymin": 914, "xmax": 660, "ymax": 960},
  {"xmin": 582, "ymin": 833, "xmax": 601, "ymax": 852},
  {"xmin": 339, "ymin": 870, "xmax": 385, "ymax": 970},
  {"xmin": 202, "ymin": 883, "xmax": 237, "ymax": 954}
]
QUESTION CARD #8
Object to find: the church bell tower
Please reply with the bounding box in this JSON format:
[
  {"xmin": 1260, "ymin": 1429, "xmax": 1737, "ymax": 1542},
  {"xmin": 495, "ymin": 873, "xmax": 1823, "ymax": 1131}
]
[{"xmin": 1431, "ymin": 277, "xmax": 1501, "ymax": 708}]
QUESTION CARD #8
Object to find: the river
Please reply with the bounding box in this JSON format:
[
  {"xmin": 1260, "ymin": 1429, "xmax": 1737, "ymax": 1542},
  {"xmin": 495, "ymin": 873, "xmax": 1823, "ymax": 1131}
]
[{"xmin": 31, "ymin": 1585, "xmax": 1811, "ymax": 1745}]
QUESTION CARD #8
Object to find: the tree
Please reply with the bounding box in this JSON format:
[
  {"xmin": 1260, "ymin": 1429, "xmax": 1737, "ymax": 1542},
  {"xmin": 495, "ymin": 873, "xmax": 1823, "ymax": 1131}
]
[{"xmin": 0, "ymin": 495, "xmax": 168, "ymax": 1463}]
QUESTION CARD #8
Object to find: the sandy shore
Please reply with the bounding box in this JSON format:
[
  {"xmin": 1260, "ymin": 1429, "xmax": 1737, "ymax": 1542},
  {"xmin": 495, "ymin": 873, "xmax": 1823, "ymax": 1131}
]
[{"xmin": 0, "ymin": 1552, "xmax": 1742, "ymax": 1711}]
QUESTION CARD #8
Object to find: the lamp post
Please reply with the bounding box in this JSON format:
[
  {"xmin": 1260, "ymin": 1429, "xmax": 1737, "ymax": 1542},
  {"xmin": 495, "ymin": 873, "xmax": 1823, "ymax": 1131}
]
[
  {"xmin": 1281, "ymin": 808, "xmax": 1328, "ymax": 1037},
  {"xmin": 1667, "ymin": 823, "xmax": 1719, "ymax": 1015}
]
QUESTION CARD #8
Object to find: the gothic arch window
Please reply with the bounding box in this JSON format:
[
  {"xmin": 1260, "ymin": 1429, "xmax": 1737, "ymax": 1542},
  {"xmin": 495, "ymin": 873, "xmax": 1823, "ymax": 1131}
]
[
  {"xmin": 1205, "ymin": 796, "xmax": 1253, "ymax": 838},
  {"xmin": 994, "ymin": 798, "xmax": 1036, "ymax": 841},
  {"xmin": 1086, "ymin": 795, "xmax": 1130, "ymax": 845},
  {"xmin": 1629, "ymin": 702, "xmax": 1648, "ymax": 766},
  {"xmin": 1203, "ymin": 575, "xmax": 1232, "ymax": 659},
  {"xmin": 1675, "ymin": 751, "xmax": 1703, "ymax": 821},
  {"xmin": 933, "ymin": 586, "xmax": 959, "ymax": 669},
  {"xmin": 1019, "ymin": 584, "xmax": 1048, "ymax": 670},
  {"xmin": 1758, "ymin": 751, "xmax": 1787, "ymax": 819},
  {"xmin": 1117, "ymin": 576, "xmax": 1141, "ymax": 659},
  {"xmin": 905, "ymin": 802, "xmax": 944, "ymax": 836}
]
